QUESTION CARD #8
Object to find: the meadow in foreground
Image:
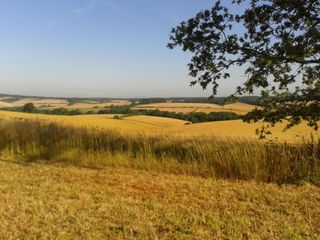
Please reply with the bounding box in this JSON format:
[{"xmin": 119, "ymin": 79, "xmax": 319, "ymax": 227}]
[
  {"xmin": 0, "ymin": 119, "xmax": 319, "ymax": 185},
  {"xmin": 0, "ymin": 160, "xmax": 319, "ymax": 239},
  {"xmin": 0, "ymin": 118, "xmax": 319, "ymax": 239}
]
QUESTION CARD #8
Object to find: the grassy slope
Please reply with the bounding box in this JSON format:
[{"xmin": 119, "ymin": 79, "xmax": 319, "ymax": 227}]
[
  {"xmin": 133, "ymin": 102, "xmax": 258, "ymax": 115},
  {"xmin": 0, "ymin": 161, "xmax": 319, "ymax": 240},
  {"xmin": 171, "ymin": 120, "xmax": 320, "ymax": 142},
  {"xmin": 0, "ymin": 111, "xmax": 187, "ymax": 134},
  {"xmin": 66, "ymin": 100, "xmax": 131, "ymax": 109},
  {"xmin": 0, "ymin": 96, "xmax": 131, "ymax": 109},
  {"xmin": 0, "ymin": 110, "xmax": 318, "ymax": 142}
]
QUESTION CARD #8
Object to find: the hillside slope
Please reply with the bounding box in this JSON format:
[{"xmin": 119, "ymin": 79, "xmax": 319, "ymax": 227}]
[
  {"xmin": 0, "ymin": 111, "xmax": 318, "ymax": 142},
  {"xmin": 133, "ymin": 102, "xmax": 259, "ymax": 115}
]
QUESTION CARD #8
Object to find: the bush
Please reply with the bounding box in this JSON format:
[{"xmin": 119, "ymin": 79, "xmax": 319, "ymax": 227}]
[{"xmin": 23, "ymin": 103, "xmax": 36, "ymax": 113}]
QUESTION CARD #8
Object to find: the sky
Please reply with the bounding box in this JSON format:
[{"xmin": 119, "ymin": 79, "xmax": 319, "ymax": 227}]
[{"xmin": 0, "ymin": 0, "xmax": 245, "ymax": 98}]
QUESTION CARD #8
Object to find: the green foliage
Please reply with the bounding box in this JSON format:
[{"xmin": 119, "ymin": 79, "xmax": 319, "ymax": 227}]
[
  {"xmin": 223, "ymin": 95, "xmax": 238, "ymax": 105},
  {"xmin": 1, "ymin": 105, "xmax": 83, "ymax": 116},
  {"xmin": 98, "ymin": 106, "xmax": 133, "ymax": 115},
  {"xmin": 97, "ymin": 106, "xmax": 241, "ymax": 123},
  {"xmin": 38, "ymin": 108, "xmax": 82, "ymax": 116},
  {"xmin": 136, "ymin": 98, "xmax": 167, "ymax": 104},
  {"xmin": 0, "ymin": 97, "xmax": 20, "ymax": 103},
  {"xmin": 143, "ymin": 110, "xmax": 240, "ymax": 123},
  {"xmin": 168, "ymin": 0, "xmax": 320, "ymax": 131},
  {"xmin": 113, "ymin": 115, "xmax": 121, "ymax": 120},
  {"xmin": 85, "ymin": 110, "xmax": 95, "ymax": 114},
  {"xmin": 23, "ymin": 103, "xmax": 36, "ymax": 113}
]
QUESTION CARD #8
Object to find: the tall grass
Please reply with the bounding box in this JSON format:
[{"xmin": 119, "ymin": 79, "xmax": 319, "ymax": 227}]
[{"xmin": 0, "ymin": 120, "xmax": 319, "ymax": 185}]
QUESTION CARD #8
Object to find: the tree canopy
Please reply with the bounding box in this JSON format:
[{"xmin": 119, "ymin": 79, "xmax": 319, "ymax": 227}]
[
  {"xmin": 168, "ymin": 0, "xmax": 320, "ymax": 134},
  {"xmin": 23, "ymin": 103, "xmax": 36, "ymax": 113}
]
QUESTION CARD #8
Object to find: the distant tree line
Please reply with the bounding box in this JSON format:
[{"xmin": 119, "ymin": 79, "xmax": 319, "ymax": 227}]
[
  {"xmin": 131, "ymin": 96, "xmax": 262, "ymax": 106},
  {"xmin": 2, "ymin": 103, "xmax": 82, "ymax": 116},
  {"xmin": 145, "ymin": 110, "xmax": 240, "ymax": 123},
  {"xmin": 40, "ymin": 108, "xmax": 82, "ymax": 116},
  {"xmin": 97, "ymin": 106, "xmax": 240, "ymax": 123},
  {"xmin": 1, "ymin": 103, "xmax": 241, "ymax": 123}
]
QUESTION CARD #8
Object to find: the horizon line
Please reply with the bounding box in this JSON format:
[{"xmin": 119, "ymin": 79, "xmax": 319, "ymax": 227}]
[{"xmin": 0, "ymin": 92, "xmax": 260, "ymax": 100}]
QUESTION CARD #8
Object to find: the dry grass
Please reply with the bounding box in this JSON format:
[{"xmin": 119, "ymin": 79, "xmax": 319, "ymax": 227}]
[
  {"xmin": 125, "ymin": 115, "xmax": 188, "ymax": 128},
  {"xmin": 0, "ymin": 111, "xmax": 186, "ymax": 134},
  {"xmin": 0, "ymin": 160, "xmax": 319, "ymax": 239},
  {"xmin": 171, "ymin": 120, "xmax": 320, "ymax": 142},
  {"xmin": 0, "ymin": 97, "xmax": 131, "ymax": 110},
  {"xmin": 223, "ymin": 102, "xmax": 258, "ymax": 113},
  {"xmin": 66, "ymin": 100, "xmax": 131, "ymax": 109},
  {"xmin": 0, "ymin": 101, "xmax": 13, "ymax": 108},
  {"xmin": 9, "ymin": 98, "xmax": 69, "ymax": 108},
  {"xmin": 0, "ymin": 120, "xmax": 319, "ymax": 185},
  {"xmin": 135, "ymin": 102, "xmax": 223, "ymax": 108},
  {"xmin": 0, "ymin": 117, "xmax": 319, "ymax": 239},
  {"xmin": 133, "ymin": 102, "xmax": 259, "ymax": 115},
  {"xmin": 0, "ymin": 110, "xmax": 318, "ymax": 143}
]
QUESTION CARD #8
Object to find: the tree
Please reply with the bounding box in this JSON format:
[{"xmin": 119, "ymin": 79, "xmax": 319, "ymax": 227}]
[
  {"xmin": 23, "ymin": 103, "xmax": 36, "ymax": 113},
  {"xmin": 168, "ymin": 0, "xmax": 320, "ymax": 135}
]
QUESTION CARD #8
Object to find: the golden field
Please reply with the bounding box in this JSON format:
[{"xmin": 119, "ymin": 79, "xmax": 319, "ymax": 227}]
[
  {"xmin": 0, "ymin": 97, "xmax": 131, "ymax": 110},
  {"xmin": 0, "ymin": 111, "xmax": 319, "ymax": 239},
  {"xmin": 0, "ymin": 98, "xmax": 69, "ymax": 108},
  {"xmin": 66, "ymin": 100, "xmax": 131, "ymax": 110},
  {"xmin": 0, "ymin": 160, "xmax": 319, "ymax": 239},
  {"xmin": 0, "ymin": 110, "xmax": 318, "ymax": 142},
  {"xmin": 0, "ymin": 96, "xmax": 256, "ymax": 114},
  {"xmin": 0, "ymin": 111, "xmax": 187, "ymax": 134},
  {"xmin": 133, "ymin": 102, "xmax": 258, "ymax": 115}
]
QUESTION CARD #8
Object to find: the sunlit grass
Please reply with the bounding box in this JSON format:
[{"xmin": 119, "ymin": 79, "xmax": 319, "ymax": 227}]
[
  {"xmin": 132, "ymin": 102, "xmax": 257, "ymax": 114},
  {"xmin": 0, "ymin": 119, "xmax": 319, "ymax": 185},
  {"xmin": 0, "ymin": 161, "xmax": 319, "ymax": 239},
  {"xmin": 0, "ymin": 110, "xmax": 319, "ymax": 143}
]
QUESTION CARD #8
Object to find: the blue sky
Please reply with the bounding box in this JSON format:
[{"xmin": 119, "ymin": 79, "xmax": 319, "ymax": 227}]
[{"xmin": 0, "ymin": 0, "xmax": 243, "ymax": 98}]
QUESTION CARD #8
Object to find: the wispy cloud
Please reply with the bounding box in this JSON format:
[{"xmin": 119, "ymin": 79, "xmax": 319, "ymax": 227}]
[
  {"xmin": 47, "ymin": 0, "xmax": 127, "ymax": 27},
  {"xmin": 70, "ymin": 1, "xmax": 96, "ymax": 16},
  {"xmin": 95, "ymin": 0, "xmax": 127, "ymax": 16}
]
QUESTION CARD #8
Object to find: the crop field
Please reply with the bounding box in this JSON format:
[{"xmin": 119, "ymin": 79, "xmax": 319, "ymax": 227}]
[
  {"xmin": 0, "ymin": 97, "xmax": 131, "ymax": 110},
  {"xmin": 0, "ymin": 110, "xmax": 318, "ymax": 142},
  {"xmin": 0, "ymin": 96, "xmax": 16, "ymax": 101},
  {"xmin": 0, "ymin": 110, "xmax": 319, "ymax": 239},
  {"xmin": 0, "ymin": 96, "xmax": 257, "ymax": 114},
  {"xmin": 0, "ymin": 101, "xmax": 13, "ymax": 108},
  {"xmin": 169, "ymin": 120, "xmax": 320, "ymax": 142},
  {"xmin": 133, "ymin": 102, "xmax": 258, "ymax": 115},
  {"xmin": 66, "ymin": 100, "xmax": 131, "ymax": 110},
  {"xmin": 0, "ymin": 98, "xmax": 70, "ymax": 108},
  {"xmin": 0, "ymin": 109, "xmax": 319, "ymax": 239},
  {"xmin": 0, "ymin": 111, "xmax": 187, "ymax": 134}
]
